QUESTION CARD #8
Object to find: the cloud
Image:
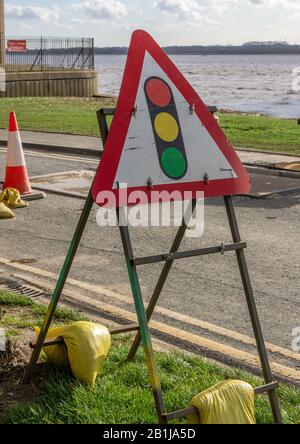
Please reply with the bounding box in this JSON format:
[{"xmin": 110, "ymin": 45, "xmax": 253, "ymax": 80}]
[
  {"xmin": 6, "ymin": 1, "xmax": 128, "ymax": 26},
  {"xmin": 247, "ymin": 0, "xmax": 300, "ymax": 14},
  {"xmin": 6, "ymin": 4, "xmax": 61, "ymax": 23},
  {"xmin": 154, "ymin": 0, "xmax": 300, "ymax": 29},
  {"xmin": 70, "ymin": 0, "xmax": 127, "ymax": 21},
  {"xmin": 207, "ymin": 0, "xmax": 300, "ymax": 9},
  {"xmin": 154, "ymin": 0, "xmax": 204, "ymax": 25},
  {"xmin": 245, "ymin": 0, "xmax": 300, "ymax": 9}
]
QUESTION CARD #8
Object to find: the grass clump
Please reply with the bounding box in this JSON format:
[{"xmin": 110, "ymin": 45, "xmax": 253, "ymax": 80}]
[{"xmin": 0, "ymin": 289, "xmax": 87, "ymax": 333}]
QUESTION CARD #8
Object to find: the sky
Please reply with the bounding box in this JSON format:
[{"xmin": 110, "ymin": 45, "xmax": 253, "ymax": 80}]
[{"xmin": 4, "ymin": 0, "xmax": 300, "ymax": 47}]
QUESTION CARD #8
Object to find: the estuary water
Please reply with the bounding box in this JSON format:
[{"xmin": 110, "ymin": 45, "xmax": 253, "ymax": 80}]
[{"xmin": 95, "ymin": 53, "xmax": 300, "ymax": 118}]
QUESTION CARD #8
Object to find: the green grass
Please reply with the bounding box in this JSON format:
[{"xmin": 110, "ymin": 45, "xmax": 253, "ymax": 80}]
[
  {"xmin": 5, "ymin": 328, "xmax": 21, "ymax": 338},
  {"xmin": 0, "ymin": 290, "xmax": 87, "ymax": 332},
  {"xmin": 1, "ymin": 315, "xmax": 37, "ymax": 329},
  {"xmin": 0, "ymin": 97, "xmax": 115, "ymax": 136},
  {"xmin": 219, "ymin": 112, "xmax": 300, "ymax": 155},
  {"xmin": 0, "ymin": 97, "xmax": 299, "ymax": 155},
  {"xmin": 1, "ymin": 290, "xmax": 299, "ymax": 424},
  {"xmin": 4, "ymin": 335, "xmax": 300, "ymax": 425}
]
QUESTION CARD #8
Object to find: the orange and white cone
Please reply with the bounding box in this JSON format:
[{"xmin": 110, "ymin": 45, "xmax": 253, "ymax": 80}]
[{"xmin": 3, "ymin": 112, "xmax": 32, "ymax": 195}]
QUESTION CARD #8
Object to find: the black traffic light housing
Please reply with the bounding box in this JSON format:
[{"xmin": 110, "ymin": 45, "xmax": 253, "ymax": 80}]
[{"xmin": 144, "ymin": 76, "xmax": 188, "ymax": 180}]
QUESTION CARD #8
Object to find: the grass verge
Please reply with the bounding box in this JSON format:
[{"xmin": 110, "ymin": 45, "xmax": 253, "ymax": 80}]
[
  {"xmin": 0, "ymin": 290, "xmax": 87, "ymax": 331},
  {"xmin": 0, "ymin": 98, "xmax": 299, "ymax": 155},
  {"xmin": 0, "ymin": 97, "xmax": 114, "ymax": 136},
  {"xmin": 0, "ymin": 290, "xmax": 299, "ymax": 424},
  {"xmin": 219, "ymin": 112, "xmax": 300, "ymax": 156}
]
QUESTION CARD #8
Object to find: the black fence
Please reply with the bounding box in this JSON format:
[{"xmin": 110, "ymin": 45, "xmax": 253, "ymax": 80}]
[{"xmin": 4, "ymin": 36, "xmax": 94, "ymax": 72}]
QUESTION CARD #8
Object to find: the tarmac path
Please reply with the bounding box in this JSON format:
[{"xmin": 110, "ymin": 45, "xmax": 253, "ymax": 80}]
[{"xmin": 0, "ymin": 147, "xmax": 299, "ymax": 384}]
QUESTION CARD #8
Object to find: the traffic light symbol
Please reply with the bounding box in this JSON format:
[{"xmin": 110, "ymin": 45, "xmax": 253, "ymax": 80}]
[{"xmin": 144, "ymin": 77, "xmax": 188, "ymax": 180}]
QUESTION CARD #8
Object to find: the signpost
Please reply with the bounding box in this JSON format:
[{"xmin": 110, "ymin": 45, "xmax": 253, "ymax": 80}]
[
  {"xmin": 0, "ymin": 0, "xmax": 4, "ymax": 65},
  {"xmin": 25, "ymin": 30, "xmax": 282, "ymax": 424}
]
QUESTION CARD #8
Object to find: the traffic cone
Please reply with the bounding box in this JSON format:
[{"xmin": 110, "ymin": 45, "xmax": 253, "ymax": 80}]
[{"xmin": 3, "ymin": 112, "xmax": 33, "ymax": 195}]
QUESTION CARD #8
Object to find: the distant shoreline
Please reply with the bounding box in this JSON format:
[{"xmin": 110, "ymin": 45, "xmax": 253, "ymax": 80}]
[
  {"xmin": 218, "ymin": 108, "xmax": 296, "ymax": 119},
  {"xmin": 94, "ymin": 44, "xmax": 300, "ymax": 56},
  {"xmin": 96, "ymin": 96, "xmax": 297, "ymax": 119}
]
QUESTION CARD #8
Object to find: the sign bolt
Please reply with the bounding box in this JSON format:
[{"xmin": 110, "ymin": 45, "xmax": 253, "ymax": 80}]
[
  {"xmin": 189, "ymin": 103, "xmax": 196, "ymax": 115},
  {"xmin": 204, "ymin": 173, "xmax": 210, "ymax": 185},
  {"xmin": 147, "ymin": 177, "xmax": 154, "ymax": 189},
  {"xmin": 220, "ymin": 243, "xmax": 225, "ymax": 255}
]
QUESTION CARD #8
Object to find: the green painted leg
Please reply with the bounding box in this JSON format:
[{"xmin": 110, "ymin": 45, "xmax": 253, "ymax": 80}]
[
  {"xmin": 24, "ymin": 190, "xmax": 94, "ymax": 382},
  {"xmin": 118, "ymin": 209, "xmax": 167, "ymax": 424}
]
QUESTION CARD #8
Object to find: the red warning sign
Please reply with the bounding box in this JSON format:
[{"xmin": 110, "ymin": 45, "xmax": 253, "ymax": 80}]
[
  {"xmin": 7, "ymin": 40, "xmax": 27, "ymax": 52},
  {"xmin": 92, "ymin": 30, "xmax": 250, "ymax": 207}
]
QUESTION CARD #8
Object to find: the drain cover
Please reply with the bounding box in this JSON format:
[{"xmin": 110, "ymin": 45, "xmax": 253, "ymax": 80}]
[{"xmin": 0, "ymin": 283, "xmax": 45, "ymax": 299}]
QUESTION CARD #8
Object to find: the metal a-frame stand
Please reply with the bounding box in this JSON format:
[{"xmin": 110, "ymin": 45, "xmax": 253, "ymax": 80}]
[{"xmin": 25, "ymin": 108, "xmax": 282, "ymax": 424}]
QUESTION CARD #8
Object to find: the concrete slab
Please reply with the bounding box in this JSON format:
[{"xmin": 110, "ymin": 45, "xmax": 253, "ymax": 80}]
[
  {"xmin": 274, "ymin": 162, "xmax": 300, "ymax": 172},
  {"xmin": 238, "ymin": 150, "xmax": 300, "ymax": 166},
  {"xmin": 30, "ymin": 170, "xmax": 94, "ymax": 199}
]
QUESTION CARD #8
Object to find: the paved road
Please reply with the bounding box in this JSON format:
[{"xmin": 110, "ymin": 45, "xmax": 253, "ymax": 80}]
[{"xmin": 0, "ymin": 147, "xmax": 299, "ymax": 382}]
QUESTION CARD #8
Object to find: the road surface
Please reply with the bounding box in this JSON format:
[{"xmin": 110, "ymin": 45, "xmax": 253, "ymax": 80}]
[{"xmin": 0, "ymin": 146, "xmax": 299, "ymax": 383}]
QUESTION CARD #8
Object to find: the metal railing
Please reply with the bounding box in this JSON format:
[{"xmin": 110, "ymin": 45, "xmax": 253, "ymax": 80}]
[{"xmin": 3, "ymin": 36, "xmax": 94, "ymax": 72}]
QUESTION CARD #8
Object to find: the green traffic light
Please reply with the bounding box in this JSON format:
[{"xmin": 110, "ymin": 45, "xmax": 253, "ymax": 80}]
[{"xmin": 161, "ymin": 147, "xmax": 187, "ymax": 179}]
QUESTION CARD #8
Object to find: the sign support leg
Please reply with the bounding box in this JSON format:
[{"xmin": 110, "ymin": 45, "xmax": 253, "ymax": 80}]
[
  {"xmin": 117, "ymin": 207, "xmax": 167, "ymax": 424},
  {"xmin": 127, "ymin": 199, "xmax": 197, "ymax": 362},
  {"xmin": 24, "ymin": 190, "xmax": 94, "ymax": 382},
  {"xmin": 224, "ymin": 195, "xmax": 283, "ymax": 424},
  {"xmin": 99, "ymin": 110, "xmax": 167, "ymax": 423}
]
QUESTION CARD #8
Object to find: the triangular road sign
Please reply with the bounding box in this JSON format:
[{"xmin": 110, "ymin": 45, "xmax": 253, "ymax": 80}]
[{"xmin": 93, "ymin": 30, "xmax": 250, "ymax": 207}]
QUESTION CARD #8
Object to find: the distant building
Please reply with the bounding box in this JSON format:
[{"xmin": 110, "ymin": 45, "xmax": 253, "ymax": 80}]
[{"xmin": 243, "ymin": 41, "xmax": 289, "ymax": 47}]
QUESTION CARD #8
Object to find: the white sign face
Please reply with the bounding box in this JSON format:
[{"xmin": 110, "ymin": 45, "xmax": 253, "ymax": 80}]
[{"xmin": 113, "ymin": 52, "xmax": 237, "ymax": 190}]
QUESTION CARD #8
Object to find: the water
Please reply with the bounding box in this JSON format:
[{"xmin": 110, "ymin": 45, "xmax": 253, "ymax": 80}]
[{"xmin": 95, "ymin": 54, "xmax": 300, "ymax": 118}]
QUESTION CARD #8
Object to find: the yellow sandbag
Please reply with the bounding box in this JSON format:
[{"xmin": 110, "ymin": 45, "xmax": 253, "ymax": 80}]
[
  {"xmin": 37, "ymin": 321, "xmax": 111, "ymax": 386},
  {"xmin": 0, "ymin": 202, "xmax": 15, "ymax": 219},
  {"xmin": 188, "ymin": 380, "xmax": 256, "ymax": 424},
  {"xmin": 35, "ymin": 327, "xmax": 69, "ymax": 367},
  {"xmin": 0, "ymin": 188, "xmax": 29, "ymax": 209}
]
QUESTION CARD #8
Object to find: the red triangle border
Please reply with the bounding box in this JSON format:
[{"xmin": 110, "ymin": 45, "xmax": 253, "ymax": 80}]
[{"xmin": 92, "ymin": 30, "xmax": 251, "ymax": 207}]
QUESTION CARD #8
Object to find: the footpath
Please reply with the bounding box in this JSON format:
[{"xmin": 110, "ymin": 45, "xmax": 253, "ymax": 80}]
[{"xmin": 0, "ymin": 128, "xmax": 300, "ymax": 168}]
